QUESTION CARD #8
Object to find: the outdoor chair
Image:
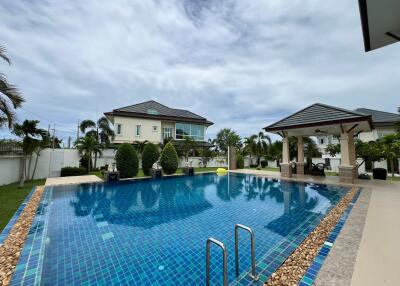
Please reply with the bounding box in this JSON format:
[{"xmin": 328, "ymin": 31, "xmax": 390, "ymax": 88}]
[{"xmin": 311, "ymin": 163, "xmax": 326, "ymax": 176}]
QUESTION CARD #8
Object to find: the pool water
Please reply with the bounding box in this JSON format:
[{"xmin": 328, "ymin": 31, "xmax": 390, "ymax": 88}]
[{"xmin": 12, "ymin": 173, "xmax": 349, "ymax": 286}]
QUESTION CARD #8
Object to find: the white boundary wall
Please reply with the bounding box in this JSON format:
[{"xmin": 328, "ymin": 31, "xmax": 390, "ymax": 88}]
[{"xmin": 0, "ymin": 149, "xmax": 229, "ymax": 186}]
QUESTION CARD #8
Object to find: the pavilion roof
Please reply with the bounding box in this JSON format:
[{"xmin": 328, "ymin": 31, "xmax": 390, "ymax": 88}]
[{"xmin": 264, "ymin": 103, "xmax": 373, "ymax": 135}]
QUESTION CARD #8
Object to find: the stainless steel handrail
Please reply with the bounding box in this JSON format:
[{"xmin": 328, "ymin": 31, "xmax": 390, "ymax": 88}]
[
  {"xmin": 206, "ymin": 237, "xmax": 228, "ymax": 286},
  {"xmin": 235, "ymin": 224, "xmax": 259, "ymax": 280}
]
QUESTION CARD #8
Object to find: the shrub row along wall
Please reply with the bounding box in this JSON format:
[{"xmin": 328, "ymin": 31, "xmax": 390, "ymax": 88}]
[{"xmin": 0, "ymin": 148, "xmax": 228, "ymax": 186}]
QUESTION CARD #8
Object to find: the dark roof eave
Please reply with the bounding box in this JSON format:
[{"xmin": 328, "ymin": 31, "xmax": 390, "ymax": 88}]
[
  {"xmin": 264, "ymin": 115, "xmax": 373, "ymax": 132},
  {"xmin": 105, "ymin": 111, "xmax": 213, "ymax": 126},
  {"xmin": 358, "ymin": 0, "xmax": 371, "ymax": 52}
]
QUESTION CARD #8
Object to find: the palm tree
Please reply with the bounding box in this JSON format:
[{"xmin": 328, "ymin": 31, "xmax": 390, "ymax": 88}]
[
  {"xmin": 181, "ymin": 135, "xmax": 197, "ymax": 162},
  {"xmin": 80, "ymin": 117, "xmax": 115, "ymax": 168},
  {"xmin": 0, "ymin": 45, "xmax": 24, "ymax": 128},
  {"xmin": 75, "ymin": 135, "xmax": 103, "ymax": 173},
  {"xmin": 244, "ymin": 135, "xmax": 257, "ymax": 166},
  {"xmin": 255, "ymin": 132, "xmax": 271, "ymax": 167},
  {"xmin": 13, "ymin": 120, "xmax": 46, "ymax": 187},
  {"xmin": 379, "ymin": 134, "xmax": 400, "ymax": 177}
]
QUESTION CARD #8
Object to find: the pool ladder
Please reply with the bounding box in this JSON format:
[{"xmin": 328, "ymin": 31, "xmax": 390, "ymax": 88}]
[{"xmin": 205, "ymin": 224, "xmax": 259, "ymax": 286}]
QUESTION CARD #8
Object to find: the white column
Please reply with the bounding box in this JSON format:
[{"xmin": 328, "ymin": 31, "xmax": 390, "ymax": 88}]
[
  {"xmin": 297, "ymin": 136, "xmax": 304, "ymax": 162},
  {"xmin": 282, "ymin": 134, "xmax": 290, "ymax": 164},
  {"xmin": 340, "ymin": 132, "xmax": 350, "ymax": 166},
  {"xmin": 348, "ymin": 131, "xmax": 356, "ymax": 166}
]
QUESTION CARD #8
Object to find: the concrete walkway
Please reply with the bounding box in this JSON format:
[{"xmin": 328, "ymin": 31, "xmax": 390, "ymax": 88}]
[
  {"xmin": 231, "ymin": 169, "xmax": 400, "ymax": 286},
  {"xmin": 350, "ymin": 179, "xmax": 400, "ymax": 286},
  {"xmin": 45, "ymin": 175, "xmax": 103, "ymax": 186}
]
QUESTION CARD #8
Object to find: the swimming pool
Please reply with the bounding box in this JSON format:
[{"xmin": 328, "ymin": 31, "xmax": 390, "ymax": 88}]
[{"xmin": 11, "ymin": 173, "xmax": 349, "ymax": 286}]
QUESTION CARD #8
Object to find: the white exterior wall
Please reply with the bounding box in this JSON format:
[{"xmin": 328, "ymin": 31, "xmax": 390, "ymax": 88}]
[
  {"xmin": 113, "ymin": 116, "xmax": 162, "ymax": 144},
  {"xmin": 0, "ymin": 156, "xmax": 21, "ymax": 186}
]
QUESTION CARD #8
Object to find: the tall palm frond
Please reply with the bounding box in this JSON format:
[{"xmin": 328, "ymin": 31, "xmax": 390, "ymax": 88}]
[
  {"xmin": 0, "ymin": 45, "xmax": 24, "ymax": 128},
  {"xmin": 0, "ymin": 46, "xmax": 11, "ymax": 64},
  {"xmin": 80, "ymin": 119, "xmax": 96, "ymax": 133}
]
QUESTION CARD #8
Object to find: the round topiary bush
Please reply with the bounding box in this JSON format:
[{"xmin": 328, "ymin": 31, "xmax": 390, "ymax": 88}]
[
  {"xmin": 115, "ymin": 143, "xmax": 139, "ymax": 178},
  {"xmin": 159, "ymin": 142, "xmax": 178, "ymax": 174},
  {"xmin": 236, "ymin": 154, "xmax": 244, "ymax": 169},
  {"xmin": 142, "ymin": 143, "xmax": 160, "ymax": 176}
]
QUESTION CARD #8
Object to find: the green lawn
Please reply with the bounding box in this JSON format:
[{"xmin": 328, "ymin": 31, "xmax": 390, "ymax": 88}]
[
  {"xmin": 0, "ymin": 179, "xmax": 46, "ymax": 232},
  {"xmin": 90, "ymin": 167, "xmax": 221, "ymax": 180}
]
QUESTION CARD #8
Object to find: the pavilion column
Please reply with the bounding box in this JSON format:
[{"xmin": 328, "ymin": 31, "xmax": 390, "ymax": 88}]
[
  {"xmin": 296, "ymin": 136, "xmax": 305, "ymax": 175},
  {"xmin": 280, "ymin": 133, "xmax": 292, "ymax": 178},
  {"xmin": 339, "ymin": 131, "xmax": 356, "ymax": 183}
]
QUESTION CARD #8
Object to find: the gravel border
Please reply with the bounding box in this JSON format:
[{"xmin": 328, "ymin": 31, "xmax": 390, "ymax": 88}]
[
  {"xmin": 0, "ymin": 186, "xmax": 45, "ymax": 286},
  {"xmin": 265, "ymin": 187, "xmax": 359, "ymax": 286}
]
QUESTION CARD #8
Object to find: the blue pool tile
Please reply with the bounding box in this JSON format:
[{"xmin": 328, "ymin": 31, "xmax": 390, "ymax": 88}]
[{"xmin": 10, "ymin": 174, "xmax": 353, "ymax": 286}]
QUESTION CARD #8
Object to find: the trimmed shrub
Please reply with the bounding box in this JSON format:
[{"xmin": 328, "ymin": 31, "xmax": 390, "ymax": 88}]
[
  {"xmin": 61, "ymin": 167, "xmax": 86, "ymax": 177},
  {"xmin": 160, "ymin": 142, "xmax": 178, "ymax": 174},
  {"xmin": 142, "ymin": 143, "xmax": 160, "ymax": 176},
  {"xmin": 115, "ymin": 143, "xmax": 139, "ymax": 178},
  {"xmin": 236, "ymin": 154, "xmax": 244, "ymax": 169}
]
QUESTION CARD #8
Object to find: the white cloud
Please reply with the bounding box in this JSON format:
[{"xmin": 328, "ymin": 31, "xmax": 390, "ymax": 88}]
[{"xmin": 0, "ymin": 0, "xmax": 399, "ymax": 143}]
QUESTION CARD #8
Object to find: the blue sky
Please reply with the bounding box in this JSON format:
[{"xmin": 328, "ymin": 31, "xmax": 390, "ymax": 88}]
[{"xmin": 0, "ymin": 0, "xmax": 399, "ymax": 144}]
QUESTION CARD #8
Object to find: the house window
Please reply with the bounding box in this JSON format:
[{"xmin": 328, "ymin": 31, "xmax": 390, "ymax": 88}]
[
  {"xmin": 320, "ymin": 138, "xmax": 324, "ymax": 144},
  {"xmin": 152, "ymin": 126, "xmax": 158, "ymax": 132},
  {"xmin": 136, "ymin": 125, "xmax": 141, "ymax": 137},
  {"xmin": 175, "ymin": 123, "xmax": 204, "ymax": 140},
  {"xmin": 163, "ymin": 127, "xmax": 173, "ymax": 139},
  {"xmin": 116, "ymin": 124, "xmax": 122, "ymax": 135}
]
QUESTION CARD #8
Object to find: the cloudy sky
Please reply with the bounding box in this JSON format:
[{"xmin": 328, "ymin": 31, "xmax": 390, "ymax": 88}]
[{"xmin": 0, "ymin": 0, "xmax": 399, "ymax": 144}]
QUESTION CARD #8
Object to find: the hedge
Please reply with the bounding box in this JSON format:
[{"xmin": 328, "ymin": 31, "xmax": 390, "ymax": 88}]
[
  {"xmin": 142, "ymin": 143, "xmax": 160, "ymax": 176},
  {"xmin": 115, "ymin": 143, "xmax": 139, "ymax": 178},
  {"xmin": 160, "ymin": 142, "xmax": 178, "ymax": 174},
  {"xmin": 61, "ymin": 167, "xmax": 87, "ymax": 177},
  {"xmin": 236, "ymin": 154, "xmax": 244, "ymax": 169}
]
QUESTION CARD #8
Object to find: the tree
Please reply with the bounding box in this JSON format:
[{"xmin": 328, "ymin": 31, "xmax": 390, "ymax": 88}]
[
  {"xmin": 142, "ymin": 143, "xmax": 160, "ymax": 176},
  {"xmin": 302, "ymin": 137, "xmax": 321, "ymax": 159},
  {"xmin": 181, "ymin": 135, "xmax": 197, "ymax": 162},
  {"xmin": 325, "ymin": 139, "xmax": 382, "ymax": 170},
  {"xmin": 199, "ymin": 148, "xmax": 215, "ymax": 167},
  {"xmin": 160, "ymin": 142, "xmax": 179, "ymax": 174},
  {"xmin": 379, "ymin": 134, "xmax": 400, "ymax": 177},
  {"xmin": 13, "ymin": 120, "xmax": 46, "ymax": 187},
  {"xmin": 80, "ymin": 117, "xmax": 115, "ymax": 168},
  {"xmin": 75, "ymin": 135, "xmax": 103, "ymax": 173},
  {"xmin": 30, "ymin": 131, "xmax": 52, "ymax": 180},
  {"xmin": 255, "ymin": 132, "xmax": 271, "ymax": 167},
  {"xmin": 266, "ymin": 141, "xmax": 282, "ymax": 166},
  {"xmin": 243, "ymin": 135, "xmax": 257, "ymax": 165},
  {"xmin": 0, "ymin": 45, "xmax": 24, "ymax": 128},
  {"xmin": 134, "ymin": 140, "xmax": 149, "ymax": 155},
  {"xmin": 115, "ymin": 143, "xmax": 139, "ymax": 178},
  {"xmin": 215, "ymin": 128, "xmax": 241, "ymax": 154}
]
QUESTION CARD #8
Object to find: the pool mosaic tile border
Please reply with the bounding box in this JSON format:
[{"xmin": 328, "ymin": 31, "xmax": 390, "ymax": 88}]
[
  {"xmin": 10, "ymin": 187, "xmax": 53, "ymax": 286},
  {"xmin": 298, "ymin": 188, "xmax": 361, "ymax": 286},
  {"xmin": 0, "ymin": 187, "xmax": 36, "ymax": 245},
  {"xmin": 232, "ymin": 188, "xmax": 362, "ymax": 286}
]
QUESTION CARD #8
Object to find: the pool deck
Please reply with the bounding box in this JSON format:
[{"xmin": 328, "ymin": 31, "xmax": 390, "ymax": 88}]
[
  {"xmin": 45, "ymin": 175, "xmax": 103, "ymax": 186},
  {"xmin": 231, "ymin": 169, "xmax": 400, "ymax": 286}
]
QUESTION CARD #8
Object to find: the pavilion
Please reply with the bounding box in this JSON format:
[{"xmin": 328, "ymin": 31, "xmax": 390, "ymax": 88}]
[{"xmin": 264, "ymin": 103, "xmax": 373, "ymax": 183}]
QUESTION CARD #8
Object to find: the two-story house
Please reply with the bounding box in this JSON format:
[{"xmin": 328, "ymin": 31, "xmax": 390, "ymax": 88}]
[{"xmin": 104, "ymin": 100, "xmax": 214, "ymax": 147}]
